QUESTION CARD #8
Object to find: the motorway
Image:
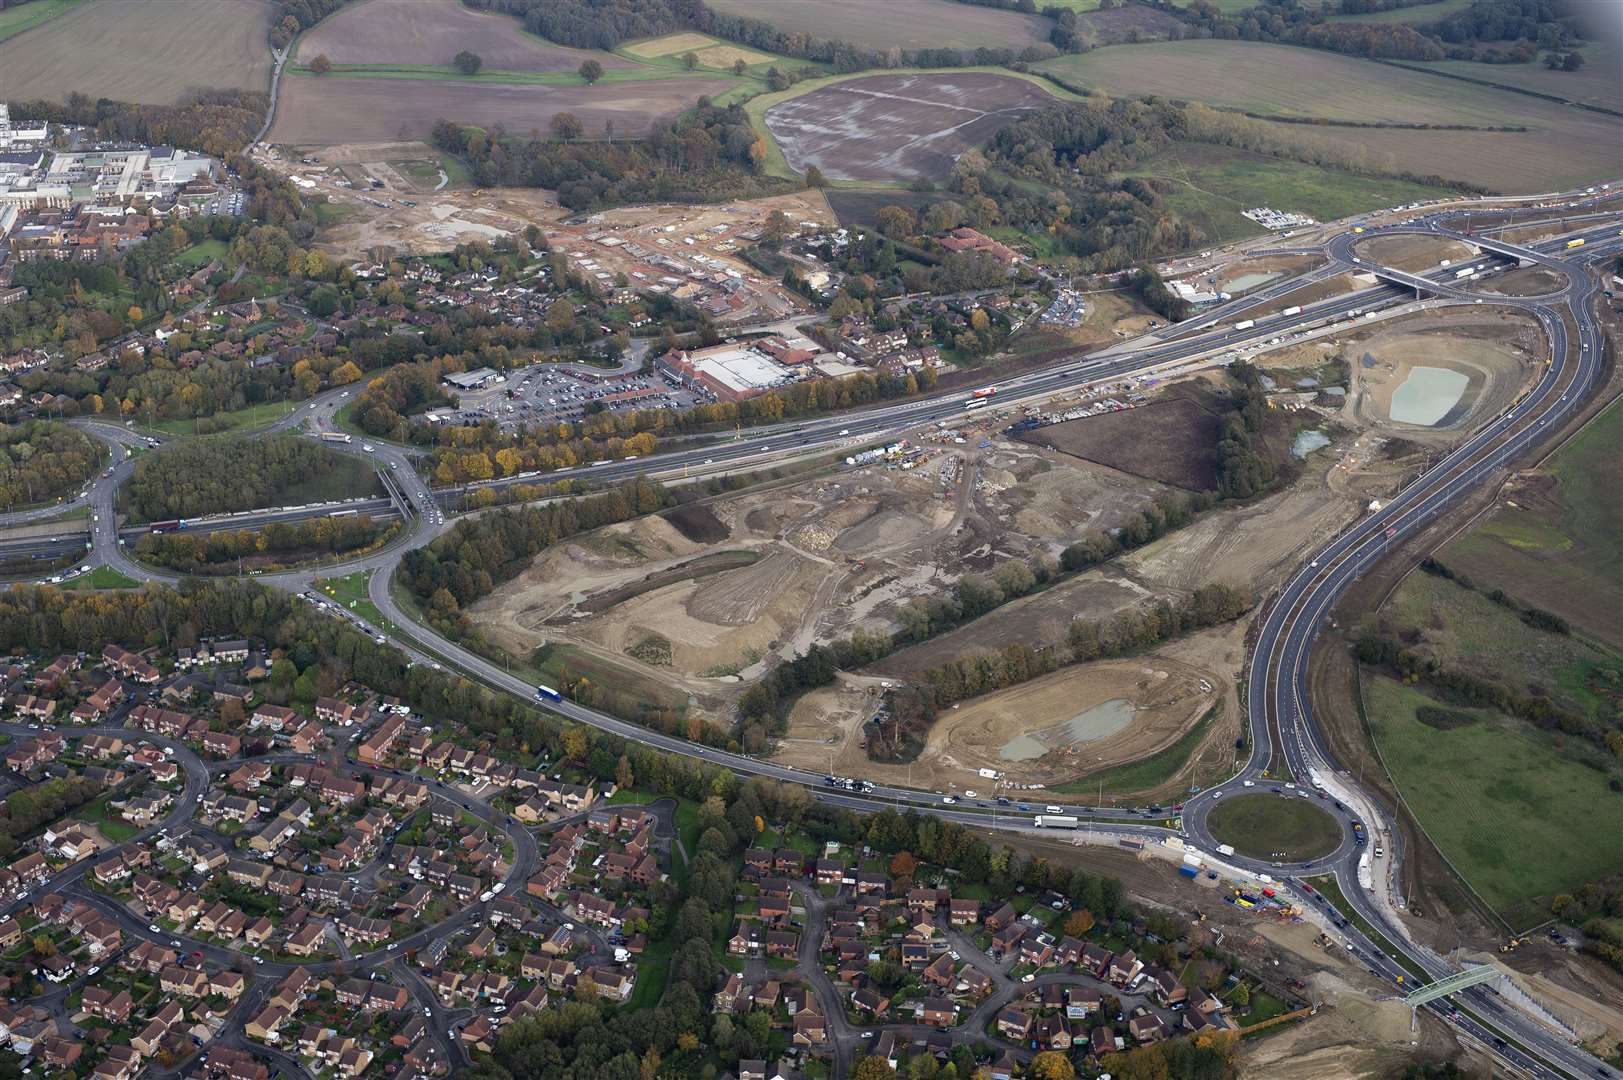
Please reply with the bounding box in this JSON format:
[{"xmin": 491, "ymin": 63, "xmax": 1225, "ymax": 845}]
[{"xmin": 5, "ymin": 185, "xmax": 1621, "ymax": 1077}]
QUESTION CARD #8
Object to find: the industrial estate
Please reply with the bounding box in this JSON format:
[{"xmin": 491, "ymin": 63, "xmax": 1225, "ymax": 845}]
[{"xmin": 0, "ymin": 2, "xmax": 1619, "ymax": 1080}]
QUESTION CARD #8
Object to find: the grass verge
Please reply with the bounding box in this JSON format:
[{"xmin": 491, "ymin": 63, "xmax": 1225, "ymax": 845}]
[{"xmin": 1206, "ymin": 792, "xmax": 1342, "ymax": 861}]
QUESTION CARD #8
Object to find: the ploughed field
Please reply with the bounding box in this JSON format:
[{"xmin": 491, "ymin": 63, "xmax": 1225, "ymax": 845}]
[
  {"xmin": 0, "ymin": 0, "xmax": 273, "ymax": 105},
  {"xmin": 764, "ymin": 72, "xmax": 1058, "ymax": 181},
  {"xmin": 705, "ymin": 0, "xmax": 1054, "ymax": 51},
  {"xmin": 269, "ymin": 75, "xmax": 737, "ymax": 144}
]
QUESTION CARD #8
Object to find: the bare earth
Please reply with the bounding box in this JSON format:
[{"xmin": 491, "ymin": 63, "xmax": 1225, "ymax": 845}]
[{"xmin": 766, "ymin": 73, "xmax": 1060, "ymax": 181}]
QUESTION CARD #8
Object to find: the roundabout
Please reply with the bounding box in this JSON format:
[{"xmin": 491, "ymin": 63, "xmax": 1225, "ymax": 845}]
[{"xmin": 1205, "ymin": 790, "xmax": 1346, "ymax": 862}]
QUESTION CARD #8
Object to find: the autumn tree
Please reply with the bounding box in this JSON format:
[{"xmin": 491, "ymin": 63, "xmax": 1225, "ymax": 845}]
[
  {"xmin": 453, "ymin": 51, "xmax": 482, "ymax": 75},
  {"xmin": 1031, "ymin": 1051, "xmax": 1075, "ymax": 1080},
  {"xmin": 578, "ymin": 59, "xmax": 603, "ymax": 84},
  {"xmin": 550, "ymin": 112, "xmax": 584, "ymax": 141},
  {"xmin": 309, "ymin": 54, "xmax": 332, "ymax": 75},
  {"xmin": 889, "ymin": 851, "xmax": 919, "ymax": 878},
  {"xmin": 1063, "ymin": 908, "xmax": 1095, "ymax": 937}
]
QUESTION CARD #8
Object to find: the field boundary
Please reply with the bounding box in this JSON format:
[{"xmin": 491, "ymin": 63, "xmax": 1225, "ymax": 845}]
[{"xmin": 1377, "ymin": 58, "xmax": 1623, "ymax": 119}]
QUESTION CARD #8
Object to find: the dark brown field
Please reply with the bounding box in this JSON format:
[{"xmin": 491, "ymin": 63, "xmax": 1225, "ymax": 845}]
[
  {"xmin": 269, "ymin": 75, "xmax": 736, "ymax": 144},
  {"xmin": 1019, "ymin": 398, "xmax": 1222, "ymax": 491},
  {"xmin": 764, "ymin": 73, "xmax": 1058, "ymax": 181},
  {"xmin": 297, "ymin": 0, "xmax": 632, "ymax": 71}
]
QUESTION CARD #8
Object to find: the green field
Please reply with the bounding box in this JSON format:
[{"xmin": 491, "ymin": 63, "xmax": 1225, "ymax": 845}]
[
  {"xmin": 1128, "ymin": 143, "xmax": 1450, "ymax": 243},
  {"xmin": 1207, "ymin": 793, "xmax": 1343, "ymax": 861},
  {"xmin": 1363, "ymin": 675, "xmax": 1623, "ymax": 928},
  {"xmin": 1439, "ymin": 394, "xmax": 1623, "ymax": 649},
  {"xmin": 173, "ymin": 238, "xmax": 229, "ymax": 270},
  {"xmin": 60, "ymin": 566, "xmax": 141, "ymax": 591},
  {"xmin": 0, "ymin": 0, "xmax": 79, "ymax": 43},
  {"xmin": 148, "ymin": 399, "xmax": 295, "ymax": 437}
]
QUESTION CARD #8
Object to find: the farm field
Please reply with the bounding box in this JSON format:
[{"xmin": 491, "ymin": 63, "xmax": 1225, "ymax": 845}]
[
  {"xmin": 1393, "ymin": 38, "xmax": 1623, "ymax": 114},
  {"xmin": 1436, "ymin": 394, "xmax": 1623, "ymax": 650},
  {"xmin": 1362, "ymin": 674, "xmax": 1623, "ymax": 929},
  {"xmin": 296, "ymin": 0, "xmax": 633, "ymax": 72},
  {"xmin": 0, "ymin": 0, "xmax": 77, "ymax": 43},
  {"xmin": 705, "ymin": 0, "xmax": 1054, "ymax": 51},
  {"xmin": 764, "ymin": 72, "xmax": 1061, "ymax": 182},
  {"xmin": 622, "ymin": 31, "xmax": 771, "ymax": 69},
  {"xmin": 1127, "ymin": 144, "xmax": 1451, "ymax": 245},
  {"xmin": 268, "ymin": 74, "xmax": 736, "ymax": 144},
  {"xmin": 0, "ymin": 0, "xmax": 273, "ymax": 104},
  {"xmin": 1036, "ymin": 41, "xmax": 1621, "ymax": 189}
]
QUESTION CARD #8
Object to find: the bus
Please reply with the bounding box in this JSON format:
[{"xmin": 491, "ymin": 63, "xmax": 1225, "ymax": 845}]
[
  {"xmin": 535, "ymin": 685, "xmax": 562, "ymax": 703},
  {"xmin": 963, "ymin": 398, "xmax": 989, "ymax": 411},
  {"xmin": 329, "ymin": 509, "xmax": 358, "ymax": 518}
]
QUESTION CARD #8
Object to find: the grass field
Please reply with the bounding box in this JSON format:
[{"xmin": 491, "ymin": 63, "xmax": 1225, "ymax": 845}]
[
  {"xmin": 0, "ymin": 0, "xmax": 272, "ymax": 104},
  {"xmin": 173, "ymin": 238, "xmax": 230, "ymax": 270},
  {"xmin": 1382, "ymin": 570, "xmax": 1623, "ymax": 726},
  {"xmin": 1036, "ymin": 41, "xmax": 1621, "ymax": 190},
  {"xmin": 1207, "ymin": 793, "xmax": 1343, "ymax": 861},
  {"xmin": 1363, "ymin": 674, "xmax": 1623, "ymax": 928},
  {"xmin": 60, "ymin": 566, "xmax": 140, "ymax": 591},
  {"xmin": 706, "ymin": 0, "xmax": 1053, "ymax": 51},
  {"xmin": 149, "ymin": 400, "xmax": 295, "ymax": 437},
  {"xmin": 0, "ymin": 0, "xmax": 79, "ymax": 43},
  {"xmin": 1438, "ymin": 394, "xmax": 1623, "ymax": 649},
  {"xmin": 1128, "ymin": 143, "xmax": 1450, "ymax": 244}
]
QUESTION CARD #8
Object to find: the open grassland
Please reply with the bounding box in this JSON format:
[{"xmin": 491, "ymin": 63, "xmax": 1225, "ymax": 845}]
[
  {"xmin": 1036, "ymin": 41, "xmax": 1620, "ymax": 189},
  {"xmin": 1438, "ymin": 394, "xmax": 1623, "ymax": 649},
  {"xmin": 1127, "ymin": 143, "xmax": 1450, "ymax": 244},
  {"xmin": 1382, "ymin": 570, "xmax": 1623, "ymax": 734},
  {"xmin": 269, "ymin": 73, "xmax": 736, "ymax": 144},
  {"xmin": 706, "ymin": 0, "xmax": 1054, "ymax": 51},
  {"xmin": 0, "ymin": 0, "xmax": 79, "ymax": 43},
  {"xmin": 0, "ymin": 0, "xmax": 272, "ymax": 104},
  {"xmin": 1363, "ymin": 675, "xmax": 1623, "ymax": 929},
  {"xmin": 297, "ymin": 0, "xmax": 633, "ymax": 71}
]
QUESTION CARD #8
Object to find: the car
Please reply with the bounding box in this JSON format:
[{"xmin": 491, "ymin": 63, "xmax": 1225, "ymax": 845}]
[
  {"xmin": 492, "ymin": 882, "xmax": 505, "ymax": 894},
  {"xmin": 171, "ymin": 939, "xmax": 184, "ymax": 947},
  {"xmin": 860, "ymin": 1032, "xmax": 873, "ymax": 1040},
  {"xmin": 1242, "ymin": 780, "xmax": 1255, "ymax": 787},
  {"xmin": 424, "ymin": 1007, "xmax": 432, "ymax": 1018},
  {"xmin": 387, "ymin": 942, "xmax": 400, "ymax": 950},
  {"xmin": 941, "ymin": 796, "xmax": 956, "ymax": 804},
  {"xmin": 362, "ymin": 444, "xmax": 375, "ymax": 453},
  {"xmin": 1211, "ymin": 791, "xmax": 1222, "ymax": 798},
  {"xmin": 1021, "ymin": 973, "xmax": 1036, "ymax": 983},
  {"xmin": 149, "ymin": 924, "xmax": 161, "ymax": 933},
  {"xmin": 1045, "ymin": 805, "xmax": 1063, "ymax": 814}
]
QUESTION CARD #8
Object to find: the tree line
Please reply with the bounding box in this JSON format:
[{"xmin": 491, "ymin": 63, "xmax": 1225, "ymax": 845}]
[
  {"xmin": 133, "ymin": 514, "xmax": 394, "ymax": 573},
  {"xmin": 11, "ymin": 90, "xmax": 268, "ymax": 160},
  {"xmin": 122, "ymin": 434, "xmax": 359, "ymax": 521},
  {"xmin": 0, "ymin": 421, "xmax": 103, "ymax": 510}
]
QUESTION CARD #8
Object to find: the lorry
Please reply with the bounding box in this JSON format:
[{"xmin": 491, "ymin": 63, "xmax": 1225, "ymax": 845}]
[
  {"xmin": 1216, "ymin": 843, "xmax": 1236, "ymax": 857},
  {"xmin": 1566, "ymin": 238, "xmax": 1586, "ymax": 249},
  {"xmin": 1033, "ymin": 815, "xmax": 1080, "ymax": 828},
  {"xmin": 1233, "ymin": 319, "xmax": 1255, "ymax": 331},
  {"xmin": 535, "ymin": 684, "xmax": 562, "ymax": 703},
  {"xmin": 150, "ymin": 520, "xmax": 187, "ymax": 533},
  {"xmin": 1280, "ymin": 306, "xmax": 1302, "ymax": 316},
  {"xmin": 1454, "ymin": 267, "xmax": 1475, "ymax": 279},
  {"xmin": 319, "ymin": 432, "xmax": 353, "ymax": 444}
]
